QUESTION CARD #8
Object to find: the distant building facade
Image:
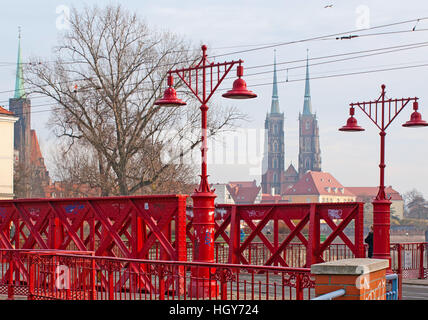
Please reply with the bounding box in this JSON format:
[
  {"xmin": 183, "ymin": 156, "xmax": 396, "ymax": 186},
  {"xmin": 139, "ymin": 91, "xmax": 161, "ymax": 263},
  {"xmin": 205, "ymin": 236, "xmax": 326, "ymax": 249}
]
[
  {"xmin": 226, "ymin": 180, "xmax": 261, "ymax": 205},
  {"xmin": 211, "ymin": 183, "xmax": 235, "ymax": 204},
  {"xmin": 346, "ymin": 186, "xmax": 404, "ymax": 220},
  {"xmin": 0, "ymin": 107, "xmax": 18, "ymax": 199},
  {"xmin": 283, "ymin": 171, "xmax": 356, "ymax": 203}
]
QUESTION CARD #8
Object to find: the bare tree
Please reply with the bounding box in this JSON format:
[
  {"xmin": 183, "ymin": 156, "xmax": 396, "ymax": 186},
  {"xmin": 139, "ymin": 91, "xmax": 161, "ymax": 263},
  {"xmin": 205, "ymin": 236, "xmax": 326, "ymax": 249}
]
[
  {"xmin": 26, "ymin": 5, "xmax": 245, "ymax": 196},
  {"xmin": 403, "ymin": 189, "xmax": 428, "ymax": 220}
]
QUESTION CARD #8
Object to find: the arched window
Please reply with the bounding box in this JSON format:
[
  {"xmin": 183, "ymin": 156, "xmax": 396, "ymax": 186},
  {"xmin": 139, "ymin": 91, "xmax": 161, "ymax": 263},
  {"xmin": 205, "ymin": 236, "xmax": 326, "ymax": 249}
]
[
  {"xmin": 305, "ymin": 158, "xmax": 311, "ymax": 169},
  {"xmin": 305, "ymin": 137, "xmax": 311, "ymax": 151}
]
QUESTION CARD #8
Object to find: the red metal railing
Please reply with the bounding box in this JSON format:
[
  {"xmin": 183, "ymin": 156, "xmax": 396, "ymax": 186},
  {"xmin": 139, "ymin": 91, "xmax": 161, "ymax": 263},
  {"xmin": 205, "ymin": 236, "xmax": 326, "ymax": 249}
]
[
  {"xmin": 0, "ymin": 249, "xmax": 94, "ymax": 300},
  {"xmin": 0, "ymin": 249, "xmax": 314, "ymax": 300},
  {"xmin": 0, "ymin": 195, "xmax": 188, "ymax": 262},
  {"xmin": 186, "ymin": 202, "xmax": 365, "ymax": 267},
  {"xmin": 391, "ymin": 242, "xmax": 427, "ymax": 279},
  {"xmin": 1, "ymin": 242, "xmax": 426, "ymax": 300}
]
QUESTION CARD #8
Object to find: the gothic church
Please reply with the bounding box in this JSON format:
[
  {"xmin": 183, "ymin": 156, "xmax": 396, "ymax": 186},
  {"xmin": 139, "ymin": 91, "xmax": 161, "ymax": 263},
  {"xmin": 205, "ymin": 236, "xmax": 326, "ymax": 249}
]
[{"xmin": 261, "ymin": 52, "xmax": 321, "ymax": 195}]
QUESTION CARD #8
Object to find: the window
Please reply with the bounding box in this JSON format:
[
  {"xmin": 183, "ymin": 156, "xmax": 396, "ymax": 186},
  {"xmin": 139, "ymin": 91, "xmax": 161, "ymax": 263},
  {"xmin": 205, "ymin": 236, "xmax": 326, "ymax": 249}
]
[
  {"xmin": 274, "ymin": 141, "xmax": 278, "ymax": 152},
  {"xmin": 305, "ymin": 137, "xmax": 311, "ymax": 151},
  {"xmin": 305, "ymin": 158, "xmax": 311, "ymax": 169}
]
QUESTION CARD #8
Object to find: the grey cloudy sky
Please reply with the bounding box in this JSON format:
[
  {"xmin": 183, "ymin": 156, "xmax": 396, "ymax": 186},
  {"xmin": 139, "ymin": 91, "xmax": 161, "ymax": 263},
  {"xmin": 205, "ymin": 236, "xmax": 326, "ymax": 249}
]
[{"xmin": 1, "ymin": 0, "xmax": 428, "ymax": 198}]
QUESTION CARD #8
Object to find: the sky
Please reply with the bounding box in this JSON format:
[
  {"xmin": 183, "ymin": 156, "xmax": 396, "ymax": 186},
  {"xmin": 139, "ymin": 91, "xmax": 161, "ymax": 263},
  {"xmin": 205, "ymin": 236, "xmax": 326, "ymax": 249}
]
[{"xmin": 1, "ymin": 0, "xmax": 428, "ymax": 199}]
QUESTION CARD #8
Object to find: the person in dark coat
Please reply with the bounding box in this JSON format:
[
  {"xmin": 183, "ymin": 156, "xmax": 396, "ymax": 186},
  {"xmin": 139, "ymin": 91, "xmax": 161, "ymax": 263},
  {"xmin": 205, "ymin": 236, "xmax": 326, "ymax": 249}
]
[{"xmin": 365, "ymin": 225, "xmax": 374, "ymax": 258}]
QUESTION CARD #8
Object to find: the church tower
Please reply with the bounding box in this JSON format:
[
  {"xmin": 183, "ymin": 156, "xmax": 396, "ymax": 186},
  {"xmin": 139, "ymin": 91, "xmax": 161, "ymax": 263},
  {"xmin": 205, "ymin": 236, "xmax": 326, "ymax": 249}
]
[
  {"xmin": 261, "ymin": 52, "xmax": 285, "ymax": 195},
  {"xmin": 8, "ymin": 30, "xmax": 50, "ymax": 198},
  {"xmin": 9, "ymin": 30, "xmax": 31, "ymax": 174},
  {"xmin": 298, "ymin": 52, "xmax": 321, "ymax": 178}
]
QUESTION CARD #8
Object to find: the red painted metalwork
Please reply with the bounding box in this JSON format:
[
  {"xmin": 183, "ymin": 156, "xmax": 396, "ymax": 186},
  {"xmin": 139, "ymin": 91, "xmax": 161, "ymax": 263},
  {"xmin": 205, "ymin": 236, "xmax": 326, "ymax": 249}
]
[
  {"xmin": 0, "ymin": 195, "xmax": 188, "ymax": 263},
  {"xmin": 0, "ymin": 243, "xmax": 425, "ymax": 300},
  {"xmin": 0, "ymin": 249, "xmax": 93, "ymax": 300},
  {"xmin": 0, "ymin": 249, "xmax": 314, "ymax": 300},
  {"xmin": 187, "ymin": 202, "xmax": 364, "ymax": 267},
  {"xmin": 340, "ymin": 84, "xmax": 427, "ymax": 268},
  {"xmin": 155, "ymin": 45, "xmax": 256, "ymax": 298}
]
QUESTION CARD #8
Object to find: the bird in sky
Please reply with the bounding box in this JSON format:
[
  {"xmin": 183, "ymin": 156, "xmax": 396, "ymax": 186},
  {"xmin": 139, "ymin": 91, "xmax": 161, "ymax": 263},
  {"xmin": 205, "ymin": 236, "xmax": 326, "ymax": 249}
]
[
  {"xmin": 324, "ymin": 4, "xmax": 333, "ymax": 8},
  {"xmin": 412, "ymin": 19, "xmax": 420, "ymax": 31}
]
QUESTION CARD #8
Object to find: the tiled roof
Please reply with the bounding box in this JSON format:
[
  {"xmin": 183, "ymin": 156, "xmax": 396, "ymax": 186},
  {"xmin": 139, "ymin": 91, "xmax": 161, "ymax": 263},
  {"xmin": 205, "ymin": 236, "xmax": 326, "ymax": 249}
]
[
  {"xmin": 227, "ymin": 180, "xmax": 261, "ymax": 204},
  {"xmin": 284, "ymin": 163, "xmax": 298, "ymax": 176},
  {"xmin": 0, "ymin": 106, "xmax": 14, "ymax": 116},
  {"xmin": 283, "ymin": 171, "xmax": 354, "ymax": 196},
  {"xmin": 30, "ymin": 130, "xmax": 44, "ymax": 165},
  {"xmin": 346, "ymin": 186, "xmax": 403, "ymax": 201},
  {"xmin": 260, "ymin": 193, "xmax": 282, "ymax": 203}
]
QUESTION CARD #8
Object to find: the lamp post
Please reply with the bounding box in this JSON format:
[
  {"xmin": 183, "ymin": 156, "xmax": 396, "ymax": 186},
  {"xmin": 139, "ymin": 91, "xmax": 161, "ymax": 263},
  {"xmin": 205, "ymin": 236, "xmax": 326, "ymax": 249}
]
[
  {"xmin": 339, "ymin": 84, "xmax": 427, "ymax": 268},
  {"xmin": 155, "ymin": 45, "xmax": 256, "ymax": 296}
]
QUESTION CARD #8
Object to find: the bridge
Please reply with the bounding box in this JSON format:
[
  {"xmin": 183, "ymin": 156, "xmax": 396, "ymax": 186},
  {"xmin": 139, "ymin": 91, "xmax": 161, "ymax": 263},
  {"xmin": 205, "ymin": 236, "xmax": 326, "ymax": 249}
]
[{"xmin": 0, "ymin": 194, "xmax": 426, "ymax": 300}]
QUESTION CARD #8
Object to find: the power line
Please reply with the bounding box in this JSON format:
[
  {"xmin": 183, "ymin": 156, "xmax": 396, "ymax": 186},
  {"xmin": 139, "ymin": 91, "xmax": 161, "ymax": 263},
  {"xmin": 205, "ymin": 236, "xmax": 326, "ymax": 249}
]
[
  {"xmin": 1, "ymin": 15, "xmax": 427, "ymax": 96},
  {"xmin": 210, "ymin": 16, "xmax": 428, "ymax": 58},
  {"xmin": 1, "ymin": 39, "xmax": 427, "ymax": 104},
  {"xmin": 247, "ymin": 61, "xmax": 428, "ymax": 89},
  {"xmin": 7, "ymin": 60, "xmax": 428, "ymax": 118}
]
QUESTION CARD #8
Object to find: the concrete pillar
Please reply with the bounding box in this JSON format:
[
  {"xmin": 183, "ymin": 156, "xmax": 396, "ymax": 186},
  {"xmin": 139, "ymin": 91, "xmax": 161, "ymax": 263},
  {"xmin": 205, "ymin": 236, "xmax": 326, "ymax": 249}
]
[{"xmin": 311, "ymin": 258, "xmax": 389, "ymax": 300}]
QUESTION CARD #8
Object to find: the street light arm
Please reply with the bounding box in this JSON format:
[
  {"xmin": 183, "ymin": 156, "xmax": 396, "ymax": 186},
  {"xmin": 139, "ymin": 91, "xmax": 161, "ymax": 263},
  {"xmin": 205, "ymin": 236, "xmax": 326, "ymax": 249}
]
[
  {"xmin": 175, "ymin": 70, "xmax": 204, "ymax": 105},
  {"xmin": 353, "ymin": 102, "xmax": 383, "ymax": 131},
  {"xmin": 205, "ymin": 63, "xmax": 236, "ymax": 102},
  {"xmin": 353, "ymin": 97, "xmax": 417, "ymax": 131},
  {"xmin": 383, "ymin": 98, "xmax": 413, "ymax": 130},
  {"xmin": 171, "ymin": 61, "xmax": 239, "ymax": 105}
]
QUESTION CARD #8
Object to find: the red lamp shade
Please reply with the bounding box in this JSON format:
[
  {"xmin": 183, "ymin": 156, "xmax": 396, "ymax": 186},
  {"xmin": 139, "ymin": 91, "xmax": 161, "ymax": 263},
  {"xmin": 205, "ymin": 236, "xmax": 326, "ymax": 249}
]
[
  {"xmin": 222, "ymin": 65, "xmax": 257, "ymax": 99},
  {"xmin": 154, "ymin": 74, "xmax": 186, "ymax": 107},
  {"xmin": 339, "ymin": 106, "xmax": 365, "ymax": 132},
  {"xmin": 154, "ymin": 86, "xmax": 186, "ymax": 107},
  {"xmin": 402, "ymin": 102, "xmax": 428, "ymax": 127}
]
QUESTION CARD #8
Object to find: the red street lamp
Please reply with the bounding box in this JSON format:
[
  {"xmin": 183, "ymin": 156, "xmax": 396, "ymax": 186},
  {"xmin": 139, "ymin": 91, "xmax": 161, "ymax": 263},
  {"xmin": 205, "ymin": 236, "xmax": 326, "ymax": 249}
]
[
  {"xmin": 155, "ymin": 45, "xmax": 256, "ymax": 297},
  {"xmin": 339, "ymin": 84, "xmax": 427, "ymax": 268}
]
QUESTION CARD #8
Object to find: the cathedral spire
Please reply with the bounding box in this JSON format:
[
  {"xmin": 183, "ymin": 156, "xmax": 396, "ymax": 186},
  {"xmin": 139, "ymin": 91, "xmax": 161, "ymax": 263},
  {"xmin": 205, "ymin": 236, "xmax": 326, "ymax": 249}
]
[
  {"xmin": 270, "ymin": 50, "xmax": 280, "ymax": 114},
  {"xmin": 302, "ymin": 49, "xmax": 312, "ymax": 115},
  {"xmin": 14, "ymin": 27, "xmax": 26, "ymax": 100}
]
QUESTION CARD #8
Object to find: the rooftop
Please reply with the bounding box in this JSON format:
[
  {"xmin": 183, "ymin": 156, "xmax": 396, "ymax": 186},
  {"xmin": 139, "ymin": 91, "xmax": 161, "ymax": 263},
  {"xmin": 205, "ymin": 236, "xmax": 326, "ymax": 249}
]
[{"xmin": 284, "ymin": 171, "xmax": 355, "ymax": 197}]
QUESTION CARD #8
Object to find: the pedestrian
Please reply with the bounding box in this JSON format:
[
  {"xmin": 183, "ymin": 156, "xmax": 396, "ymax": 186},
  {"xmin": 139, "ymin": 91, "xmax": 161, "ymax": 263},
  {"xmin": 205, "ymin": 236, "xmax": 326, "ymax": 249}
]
[{"xmin": 365, "ymin": 225, "xmax": 374, "ymax": 258}]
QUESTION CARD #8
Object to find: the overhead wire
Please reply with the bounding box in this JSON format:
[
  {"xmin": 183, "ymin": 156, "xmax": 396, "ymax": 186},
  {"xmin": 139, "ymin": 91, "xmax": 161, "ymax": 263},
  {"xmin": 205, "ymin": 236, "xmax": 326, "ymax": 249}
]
[
  {"xmin": 1, "ymin": 38, "xmax": 428, "ymax": 104},
  {"xmin": 7, "ymin": 59, "xmax": 428, "ymax": 118}
]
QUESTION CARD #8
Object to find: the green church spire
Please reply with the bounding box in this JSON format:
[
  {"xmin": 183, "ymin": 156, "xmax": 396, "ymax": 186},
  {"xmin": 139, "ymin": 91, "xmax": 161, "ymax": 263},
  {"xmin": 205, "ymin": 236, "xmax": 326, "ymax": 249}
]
[
  {"xmin": 270, "ymin": 50, "xmax": 280, "ymax": 114},
  {"xmin": 14, "ymin": 27, "xmax": 26, "ymax": 99},
  {"xmin": 302, "ymin": 49, "xmax": 312, "ymax": 115}
]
